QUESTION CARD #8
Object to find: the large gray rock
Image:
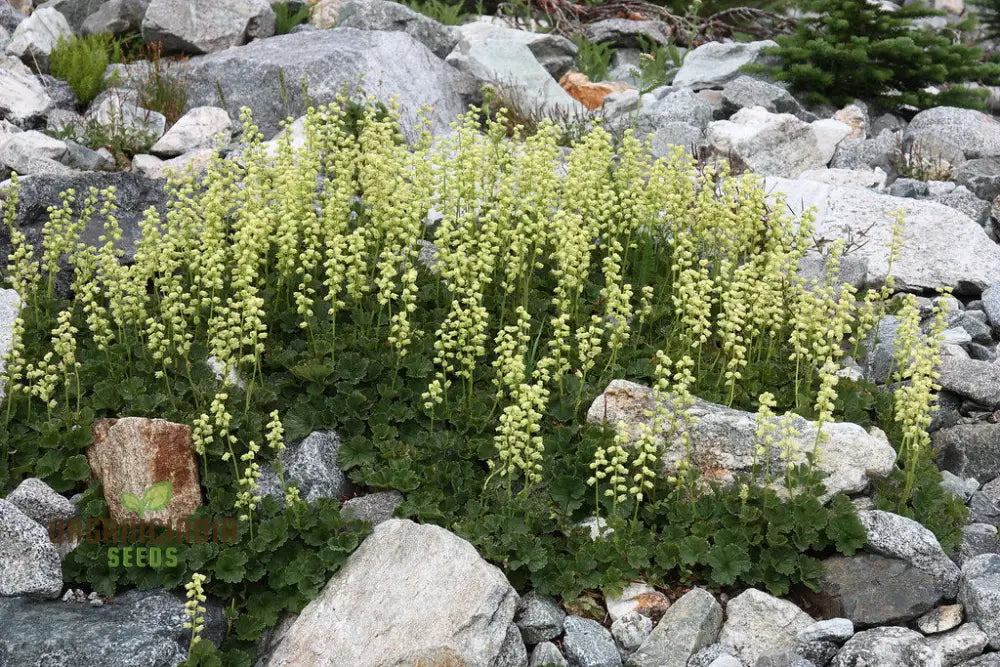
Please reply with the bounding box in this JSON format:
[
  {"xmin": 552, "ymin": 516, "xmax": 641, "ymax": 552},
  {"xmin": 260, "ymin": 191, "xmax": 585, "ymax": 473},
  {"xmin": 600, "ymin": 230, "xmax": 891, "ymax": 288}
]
[
  {"xmin": 0, "ymin": 589, "xmax": 225, "ymax": 664},
  {"xmin": 0, "ymin": 288, "xmax": 22, "ymax": 402},
  {"xmin": 184, "ymin": 28, "xmax": 471, "ymax": 142},
  {"xmin": 906, "ymin": 107, "xmax": 1000, "ymax": 160},
  {"xmin": 767, "ymin": 176, "xmax": 1000, "ymax": 293},
  {"xmin": 830, "ymin": 128, "xmax": 899, "ymax": 175},
  {"xmin": 672, "ymin": 40, "xmax": 777, "ymax": 90},
  {"xmin": 857, "ymin": 510, "xmax": 961, "ymax": 598},
  {"xmin": 933, "ymin": 187, "xmax": 992, "ymax": 227},
  {"xmin": 718, "ymin": 589, "xmax": 813, "ymax": 666},
  {"xmin": 612, "ymin": 611, "xmax": 653, "ymax": 655},
  {"xmin": 626, "ymin": 587, "xmax": 722, "ymax": 667},
  {"xmin": 721, "ymin": 75, "xmax": 803, "ymax": 117},
  {"xmin": 0, "ymin": 132, "xmax": 74, "ymax": 178},
  {"xmin": 831, "ymin": 627, "xmax": 941, "ymax": 667},
  {"xmin": 637, "ymin": 88, "xmax": 715, "ymax": 135},
  {"xmin": 925, "ymin": 623, "xmax": 990, "ymax": 667},
  {"xmin": 937, "ymin": 358, "xmax": 1000, "ymax": 408},
  {"xmin": 530, "ymin": 641, "xmax": 569, "ymax": 667},
  {"xmin": 959, "ymin": 554, "xmax": 1000, "ymax": 649},
  {"xmin": 142, "ymin": 0, "xmax": 275, "ymax": 55},
  {"xmin": 583, "ymin": 18, "xmax": 671, "ymax": 49},
  {"xmin": 5, "ymin": 478, "xmax": 75, "ymax": 527},
  {"xmin": 813, "ymin": 554, "xmax": 944, "ymax": 626},
  {"xmin": 934, "ymin": 423, "xmax": 1000, "ymax": 484},
  {"xmin": 563, "ymin": 616, "xmax": 622, "ymax": 667},
  {"xmin": 149, "ymin": 106, "xmax": 230, "ymax": 157},
  {"xmin": 339, "ymin": 490, "xmax": 402, "ymax": 527},
  {"xmin": 446, "ymin": 35, "xmax": 584, "ymax": 119},
  {"xmin": 0, "ymin": 4, "xmax": 25, "ymax": 34},
  {"xmin": 707, "ymin": 107, "xmax": 847, "ymax": 177},
  {"xmin": 337, "ymin": 0, "xmax": 458, "ymax": 59},
  {"xmin": 970, "ymin": 477, "xmax": 1000, "ymax": 526},
  {"xmin": 958, "ymin": 655, "xmax": 1000, "ymax": 667},
  {"xmin": 0, "ymin": 498, "xmax": 62, "ymax": 598},
  {"xmin": 455, "ymin": 19, "xmax": 576, "ymax": 79},
  {"xmin": 264, "ymin": 520, "xmax": 519, "ymax": 666},
  {"xmin": 81, "ymin": 0, "xmax": 150, "ymax": 36},
  {"xmin": 257, "ymin": 430, "xmax": 350, "ymax": 504},
  {"xmin": 955, "ymin": 524, "xmax": 1000, "ymax": 567},
  {"xmin": 36, "ymin": 0, "xmax": 105, "ymax": 32},
  {"xmin": 587, "ymin": 380, "xmax": 896, "ymax": 500},
  {"xmin": 4, "ymin": 6, "xmax": 71, "ymax": 72},
  {"xmin": 85, "ymin": 90, "xmax": 167, "ymax": 144},
  {"xmin": 955, "ymin": 157, "xmax": 1000, "ymax": 202},
  {"xmin": 496, "ymin": 622, "xmax": 529, "ymax": 667},
  {"xmin": 515, "ymin": 591, "xmax": 565, "ymax": 646}
]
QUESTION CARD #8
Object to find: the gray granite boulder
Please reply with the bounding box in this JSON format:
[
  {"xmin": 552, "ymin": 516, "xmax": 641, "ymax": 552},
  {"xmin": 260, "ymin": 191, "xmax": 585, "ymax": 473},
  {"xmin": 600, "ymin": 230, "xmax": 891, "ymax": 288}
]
[
  {"xmin": 925, "ymin": 623, "xmax": 989, "ymax": 667},
  {"xmin": 515, "ymin": 591, "xmax": 565, "ymax": 646},
  {"xmin": 150, "ymin": 106, "xmax": 231, "ymax": 157},
  {"xmin": 142, "ymin": 0, "xmax": 275, "ymax": 54},
  {"xmin": 720, "ymin": 75, "xmax": 803, "ymax": 117},
  {"xmin": 0, "ymin": 589, "xmax": 225, "ymax": 664},
  {"xmin": 857, "ymin": 510, "xmax": 962, "ymax": 598},
  {"xmin": 767, "ymin": 176, "xmax": 1000, "ymax": 293},
  {"xmin": 813, "ymin": 554, "xmax": 944, "ymax": 626},
  {"xmin": 264, "ymin": 520, "xmax": 519, "ymax": 665},
  {"xmin": 454, "ymin": 19, "xmax": 576, "ymax": 79},
  {"xmin": 0, "ymin": 498, "xmax": 62, "ymax": 598},
  {"xmin": 184, "ymin": 28, "xmax": 472, "ymax": 142},
  {"xmin": 906, "ymin": 107, "xmax": 1000, "ymax": 160},
  {"xmin": 672, "ymin": 40, "xmax": 777, "ymax": 90},
  {"xmin": 0, "ymin": 288, "xmax": 22, "ymax": 402},
  {"xmin": 587, "ymin": 380, "xmax": 896, "ymax": 501},
  {"xmin": 934, "ymin": 424, "xmax": 1000, "ymax": 484},
  {"xmin": 955, "ymin": 157, "xmax": 1000, "ymax": 201},
  {"xmin": 959, "ymin": 554, "xmax": 1000, "ymax": 649},
  {"xmin": 5, "ymin": 478, "xmax": 75, "ymax": 527},
  {"xmin": 36, "ymin": 0, "xmax": 106, "ymax": 33},
  {"xmin": 831, "ymin": 627, "xmax": 941, "ymax": 667},
  {"xmin": 337, "ymin": 0, "xmax": 458, "ymax": 58},
  {"xmin": 562, "ymin": 616, "xmax": 621, "ymax": 667},
  {"xmin": 530, "ymin": 641, "xmax": 569, "ymax": 667},
  {"xmin": 969, "ymin": 477, "xmax": 1000, "ymax": 526},
  {"xmin": 718, "ymin": 589, "xmax": 813, "ymax": 666},
  {"xmin": 339, "ymin": 490, "xmax": 402, "ymax": 527},
  {"xmin": 257, "ymin": 430, "xmax": 350, "ymax": 504},
  {"xmin": 583, "ymin": 18, "xmax": 671, "ymax": 49},
  {"xmin": 937, "ymin": 358, "xmax": 1000, "ymax": 408},
  {"xmin": 4, "ymin": 6, "xmax": 71, "ymax": 73},
  {"xmin": 81, "ymin": 0, "xmax": 150, "ymax": 36},
  {"xmin": 956, "ymin": 524, "xmax": 1000, "ymax": 567},
  {"xmin": 626, "ymin": 587, "xmax": 722, "ymax": 667}
]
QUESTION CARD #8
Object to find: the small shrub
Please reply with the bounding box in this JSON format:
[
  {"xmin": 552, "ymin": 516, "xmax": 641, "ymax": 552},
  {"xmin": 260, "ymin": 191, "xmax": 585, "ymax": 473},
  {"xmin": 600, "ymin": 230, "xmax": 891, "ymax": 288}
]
[
  {"xmin": 748, "ymin": 0, "xmax": 1000, "ymax": 110},
  {"xmin": 571, "ymin": 35, "xmax": 615, "ymax": 82},
  {"xmin": 635, "ymin": 35, "xmax": 684, "ymax": 93},
  {"xmin": 50, "ymin": 33, "xmax": 114, "ymax": 106},
  {"xmin": 403, "ymin": 0, "xmax": 471, "ymax": 25},
  {"xmin": 273, "ymin": 2, "xmax": 311, "ymax": 34},
  {"xmin": 136, "ymin": 42, "xmax": 188, "ymax": 124}
]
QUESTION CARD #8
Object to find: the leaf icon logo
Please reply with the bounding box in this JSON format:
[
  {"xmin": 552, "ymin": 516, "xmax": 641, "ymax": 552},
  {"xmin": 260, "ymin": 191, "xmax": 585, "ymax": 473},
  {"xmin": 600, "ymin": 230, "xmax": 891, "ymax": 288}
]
[{"xmin": 120, "ymin": 481, "xmax": 173, "ymax": 518}]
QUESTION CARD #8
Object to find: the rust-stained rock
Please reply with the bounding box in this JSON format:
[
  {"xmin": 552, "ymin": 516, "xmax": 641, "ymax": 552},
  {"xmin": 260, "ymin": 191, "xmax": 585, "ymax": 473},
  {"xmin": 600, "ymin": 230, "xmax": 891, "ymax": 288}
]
[
  {"xmin": 87, "ymin": 418, "xmax": 202, "ymax": 523},
  {"xmin": 559, "ymin": 71, "xmax": 633, "ymax": 111}
]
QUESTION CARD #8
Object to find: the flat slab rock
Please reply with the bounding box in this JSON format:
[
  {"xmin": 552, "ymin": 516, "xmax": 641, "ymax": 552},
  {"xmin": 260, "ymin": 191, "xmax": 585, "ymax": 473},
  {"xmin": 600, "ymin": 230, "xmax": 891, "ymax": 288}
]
[
  {"xmin": 0, "ymin": 589, "xmax": 224, "ymax": 666},
  {"xmin": 813, "ymin": 553, "xmax": 944, "ymax": 626},
  {"xmin": 263, "ymin": 519, "xmax": 519, "ymax": 666},
  {"xmin": 587, "ymin": 380, "xmax": 896, "ymax": 500},
  {"xmin": 765, "ymin": 176, "xmax": 1000, "ymax": 294}
]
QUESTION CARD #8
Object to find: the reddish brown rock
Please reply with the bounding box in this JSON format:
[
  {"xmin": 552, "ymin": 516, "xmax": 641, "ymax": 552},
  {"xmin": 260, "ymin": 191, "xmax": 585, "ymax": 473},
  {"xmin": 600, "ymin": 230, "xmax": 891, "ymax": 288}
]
[
  {"xmin": 87, "ymin": 418, "xmax": 202, "ymax": 523},
  {"xmin": 559, "ymin": 71, "xmax": 633, "ymax": 111}
]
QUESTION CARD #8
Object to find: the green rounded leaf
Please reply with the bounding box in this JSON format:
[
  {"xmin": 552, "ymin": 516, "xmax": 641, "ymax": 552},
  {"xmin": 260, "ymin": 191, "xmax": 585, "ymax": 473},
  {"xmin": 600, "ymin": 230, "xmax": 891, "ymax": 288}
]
[{"xmin": 141, "ymin": 481, "xmax": 173, "ymax": 512}]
